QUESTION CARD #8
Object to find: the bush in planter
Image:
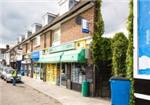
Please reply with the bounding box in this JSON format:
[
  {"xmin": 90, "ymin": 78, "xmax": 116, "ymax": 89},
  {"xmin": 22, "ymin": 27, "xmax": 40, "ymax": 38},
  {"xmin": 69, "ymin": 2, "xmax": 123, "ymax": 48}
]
[
  {"xmin": 110, "ymin": 33, "xmax": 130, "ymax": 105},
  {"xmin": 111, "ymin": 32, "xmax": 128, "ymax": 77}
]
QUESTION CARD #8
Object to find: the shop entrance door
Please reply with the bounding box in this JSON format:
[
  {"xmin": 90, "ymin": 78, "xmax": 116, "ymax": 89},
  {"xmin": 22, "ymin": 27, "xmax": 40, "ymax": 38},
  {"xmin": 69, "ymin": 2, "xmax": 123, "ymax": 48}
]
[{"xmin": 60, "ymin": 63, "xmax": 67, "ymax": 88}]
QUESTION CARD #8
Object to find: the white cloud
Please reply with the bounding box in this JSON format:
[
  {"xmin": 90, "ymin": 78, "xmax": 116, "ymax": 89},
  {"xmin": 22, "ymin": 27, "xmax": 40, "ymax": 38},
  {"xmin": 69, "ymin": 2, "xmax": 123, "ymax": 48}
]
[
  {"xmin": 102, "ymin": 0, "xmax": 129, "ymax": 37},
  {"xmin": 139, "ymin": 56, "xmax": 150, "ymax": 70},
  {"xmin": 0, "ymin": 0, "xmax": 59, "ymax": 45}
]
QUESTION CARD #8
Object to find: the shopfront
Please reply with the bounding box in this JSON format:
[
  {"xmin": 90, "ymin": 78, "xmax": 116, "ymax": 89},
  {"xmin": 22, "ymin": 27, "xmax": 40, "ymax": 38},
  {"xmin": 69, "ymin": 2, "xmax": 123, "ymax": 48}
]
[
  {"xmin": 71, "ymin": 63, "xmax": 86, "ymax": 91},
  {"xmin": 45, "ymin": 64, "xmax": 60, "ymax": 85},
  {"xmin": 16, "ymin": 49, "xmax": 23, "ymax": 73},
  {"xmin": 33, "ymin": 63, "xmax": 41, "ymax": 79},
  {"xmin": 21, "ymin": 54, "xmax": 32, "ymax": 76},
  {"xmin": 60, "ymin": 49, "xmax": 87, "ymax": 91},
  {"xmin": 31, "ymin": 51, "xmax": 41, "ymax": 80},
  {"xmin": 38, "ymin": 41, "xmax": 88, "ymax": 92}
]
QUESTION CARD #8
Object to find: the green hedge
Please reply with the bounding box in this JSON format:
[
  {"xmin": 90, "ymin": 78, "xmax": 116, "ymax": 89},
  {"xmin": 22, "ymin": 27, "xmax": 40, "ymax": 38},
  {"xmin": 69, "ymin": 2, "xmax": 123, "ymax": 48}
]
[
  {"xmin": 126, "ymin": 0, "xmax": 134, "ymax": 105},
  {"xmin": 111, "ymin": 32, "xmax": 128, "ymax": 77}
]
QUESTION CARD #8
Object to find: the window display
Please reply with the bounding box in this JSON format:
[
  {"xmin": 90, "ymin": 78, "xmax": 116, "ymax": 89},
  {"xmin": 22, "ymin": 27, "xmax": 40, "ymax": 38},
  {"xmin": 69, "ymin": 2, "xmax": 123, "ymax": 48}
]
[{"xmin": 71, "ymin": 63, "xmax": 85, "ymax": 84}]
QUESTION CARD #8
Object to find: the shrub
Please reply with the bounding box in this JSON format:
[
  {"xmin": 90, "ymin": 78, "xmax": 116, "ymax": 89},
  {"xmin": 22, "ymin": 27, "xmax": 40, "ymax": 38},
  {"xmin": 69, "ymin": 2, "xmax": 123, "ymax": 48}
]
[{"xmin": 112, "ymin": 32, "xmax": 128, "ymax": 77}]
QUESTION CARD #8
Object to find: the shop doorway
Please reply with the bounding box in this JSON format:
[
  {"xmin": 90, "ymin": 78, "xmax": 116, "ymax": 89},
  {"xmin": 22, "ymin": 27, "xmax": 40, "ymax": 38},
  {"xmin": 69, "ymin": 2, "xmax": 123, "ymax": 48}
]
[
  {"xmin": 60, "ymin": 63, "xmax": 67, "ymax": 88},
  {"xmin": 71, "ymin": 63, "xmax": 86, "ymax": 92}
]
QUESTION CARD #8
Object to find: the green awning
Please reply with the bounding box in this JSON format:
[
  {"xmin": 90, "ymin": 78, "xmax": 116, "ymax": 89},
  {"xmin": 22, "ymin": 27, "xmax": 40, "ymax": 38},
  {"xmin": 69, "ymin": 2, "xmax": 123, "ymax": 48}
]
[
  {"xmin": 38, "ymin": 49, "xmax": 87, "ymax": 63},
  {"xmin": 60, "ymin": 49, "xmax": 86, "ymax": 63},
  {"xmin": 38, "ymin": 52, "xmax": 63, "ymax": 63}
]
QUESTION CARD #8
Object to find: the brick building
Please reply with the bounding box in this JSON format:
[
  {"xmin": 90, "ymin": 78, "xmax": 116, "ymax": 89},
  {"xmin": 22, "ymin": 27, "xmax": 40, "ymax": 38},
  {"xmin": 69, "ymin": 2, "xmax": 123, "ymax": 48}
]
[{"xmin": 9, "ymin": 0, "xmax": 111, "ymax": 97}]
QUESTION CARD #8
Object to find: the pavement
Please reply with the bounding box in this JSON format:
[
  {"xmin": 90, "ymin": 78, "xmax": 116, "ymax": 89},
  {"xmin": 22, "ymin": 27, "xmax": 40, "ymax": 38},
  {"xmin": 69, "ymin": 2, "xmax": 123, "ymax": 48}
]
[
  {"xmin": 0, "ymin": 79, "xmax": 62, "ymax": 105},
  {"xmin": 22, "ymin": 76, "xmax": 111, "ymax": 105}
]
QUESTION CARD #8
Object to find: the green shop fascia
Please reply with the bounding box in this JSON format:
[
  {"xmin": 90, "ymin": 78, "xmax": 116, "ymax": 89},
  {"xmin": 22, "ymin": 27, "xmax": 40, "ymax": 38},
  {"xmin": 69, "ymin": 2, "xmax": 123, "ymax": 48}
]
[{"xmin": 38, "ymin": 42, "xmax": 87, "ymax": 63}]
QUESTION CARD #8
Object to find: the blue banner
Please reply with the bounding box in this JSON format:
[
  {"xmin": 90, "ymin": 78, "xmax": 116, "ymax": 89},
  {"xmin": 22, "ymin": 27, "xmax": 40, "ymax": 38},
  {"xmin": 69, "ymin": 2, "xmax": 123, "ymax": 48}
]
[
  {"xmin": 138, "ymin": 0, "xmax": 150, "ymax": 75},
  {"xmin": 31, "ymin": 51, "xmax": 40, "ymax": 62}
]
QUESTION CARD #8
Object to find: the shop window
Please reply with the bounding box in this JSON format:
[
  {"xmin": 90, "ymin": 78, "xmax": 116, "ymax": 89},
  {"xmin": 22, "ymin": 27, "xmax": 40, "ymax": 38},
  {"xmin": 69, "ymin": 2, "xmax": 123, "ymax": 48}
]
[
  {"xmin": 33, "ymin": 63, "xmax": 41, "ymax": 79},
  {"xmin": 71, "ymin": 63, "xmax": 86, "ymax": 84}
]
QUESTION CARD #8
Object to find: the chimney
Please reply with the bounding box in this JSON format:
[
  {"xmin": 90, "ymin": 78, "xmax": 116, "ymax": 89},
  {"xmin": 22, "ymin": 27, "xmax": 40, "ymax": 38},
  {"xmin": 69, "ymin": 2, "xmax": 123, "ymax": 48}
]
[
  {"xmin": 32, "ymin": 23, "xmax": 42, "ymax": 34},
  {"xmin": 6, "ymin": 45, "xmax": 9, "ymax": 50},
  {"xmin": 17, "ymin": 38, "xmax": 19, "ymax": 44},
  {"xmin": 42, "ymin": 12, "xmax": 57, "ymax": 26},
  {"xmin": 58, "ymin": 0, "xmax": 80, "ymax": 16},
  {"xmin": 25, "ymin": 31, "xmax": 32, "ymax": 39},
  {"xmin": 19, "ymin": 36, "xmax": 22, "ymax": 43},
  {"xmin": 22, "ymin": 35, "xmax": 25, "ymax": 41}
]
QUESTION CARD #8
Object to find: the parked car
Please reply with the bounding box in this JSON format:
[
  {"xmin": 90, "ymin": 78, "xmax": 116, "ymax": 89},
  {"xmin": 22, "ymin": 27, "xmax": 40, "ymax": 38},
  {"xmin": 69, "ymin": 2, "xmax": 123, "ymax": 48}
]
[
  {"xmin": 4, "ymin": 68, "xmax": 22, "ymax": 83},
  {"xmin": 0, "ymin": 64, "xmax": 3, "ymax": 76},
  {"xmin": 0, "ymin": 66, "xmax": 8, "ymax": 79}
]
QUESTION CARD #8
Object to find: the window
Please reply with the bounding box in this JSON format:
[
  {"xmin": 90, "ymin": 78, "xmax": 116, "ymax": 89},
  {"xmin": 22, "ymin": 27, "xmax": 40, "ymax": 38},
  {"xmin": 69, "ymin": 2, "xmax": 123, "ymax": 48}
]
[
  {"xmin": 52, "ymin": 29, "xmax": 61, "ymax": 46},
  {"xmin": 59, "ymin": 0, "xmax": 69, "ymax": 15},
  {"xmin": 69, "ymin": 0, "xmax": 77, "ymax": 9},
  {"xmin": 33, "ymin": 35, "xmax": 41, "ymax": 47},
  {"xmin": 37, "ymin": 35, "xmax": 40, "ymax": 46}
]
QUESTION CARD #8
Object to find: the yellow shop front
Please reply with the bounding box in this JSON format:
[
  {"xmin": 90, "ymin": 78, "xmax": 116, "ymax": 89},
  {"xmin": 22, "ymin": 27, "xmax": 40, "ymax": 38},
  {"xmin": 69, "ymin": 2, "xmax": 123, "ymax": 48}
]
[{"xmin": 46, "ymin": 64, "xmax": 60, "ymax": 85}]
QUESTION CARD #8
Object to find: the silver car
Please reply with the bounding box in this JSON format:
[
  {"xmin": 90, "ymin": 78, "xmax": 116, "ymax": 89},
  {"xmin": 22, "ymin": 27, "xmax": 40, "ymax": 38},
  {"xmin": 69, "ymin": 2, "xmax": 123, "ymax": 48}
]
[
  {"xmin": 1, "ymin": 67, "xmax": 21, "ymax": 82},
  {"xmin": 4, "ymin": 69, "xmax": 22, "ymax": 83},
  {"xmin": 0, "ymin": 64, "xmax": 4, "ymax": 76},
  {"xmin": 0, "ymin": 66, "xmax": 8, "ymax": 79}
]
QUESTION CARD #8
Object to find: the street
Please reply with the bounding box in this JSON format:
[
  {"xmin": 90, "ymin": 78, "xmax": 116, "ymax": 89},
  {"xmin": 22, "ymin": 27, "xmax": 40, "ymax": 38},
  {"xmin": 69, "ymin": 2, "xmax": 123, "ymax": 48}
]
[{"xmin": 0, "ymin": 79, "xmax": 62, "ymax": 105}]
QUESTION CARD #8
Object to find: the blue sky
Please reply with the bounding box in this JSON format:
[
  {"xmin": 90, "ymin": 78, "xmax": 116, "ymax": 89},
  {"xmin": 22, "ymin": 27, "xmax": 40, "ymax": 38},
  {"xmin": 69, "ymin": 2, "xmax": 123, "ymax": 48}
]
[{"xmin": 0, "ymin": 0, "xmax": 129, "ymax": 48}]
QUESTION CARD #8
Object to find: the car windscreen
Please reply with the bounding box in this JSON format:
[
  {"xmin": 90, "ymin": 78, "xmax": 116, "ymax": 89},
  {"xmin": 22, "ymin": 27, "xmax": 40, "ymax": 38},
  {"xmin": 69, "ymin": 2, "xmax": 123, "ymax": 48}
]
[{"xmin": 6, "ymin": 69, "xmax": 14, "ymax": 74}]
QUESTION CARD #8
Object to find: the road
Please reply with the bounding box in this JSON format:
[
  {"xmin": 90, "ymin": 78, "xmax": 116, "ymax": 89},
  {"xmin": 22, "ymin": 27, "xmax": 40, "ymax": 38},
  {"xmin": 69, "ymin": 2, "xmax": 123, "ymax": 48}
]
[{"xmin": 0, "ymin": 79, "xmax": 62, "ymax": 105}]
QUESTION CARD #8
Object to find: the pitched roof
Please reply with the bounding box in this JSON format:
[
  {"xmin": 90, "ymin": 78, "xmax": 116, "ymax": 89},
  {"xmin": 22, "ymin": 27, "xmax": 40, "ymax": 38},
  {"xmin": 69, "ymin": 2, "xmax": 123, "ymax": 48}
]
[{"xmin": 16, "ymin": 0, "xmax": 93, "ymax": 46}]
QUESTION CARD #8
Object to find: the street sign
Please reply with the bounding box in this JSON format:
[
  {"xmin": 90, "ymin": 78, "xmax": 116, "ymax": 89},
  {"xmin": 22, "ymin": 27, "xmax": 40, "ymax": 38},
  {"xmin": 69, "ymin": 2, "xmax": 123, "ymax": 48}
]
[{"xmin": 82, "ymin": 19, "xmax": 89, "ymax": 33}]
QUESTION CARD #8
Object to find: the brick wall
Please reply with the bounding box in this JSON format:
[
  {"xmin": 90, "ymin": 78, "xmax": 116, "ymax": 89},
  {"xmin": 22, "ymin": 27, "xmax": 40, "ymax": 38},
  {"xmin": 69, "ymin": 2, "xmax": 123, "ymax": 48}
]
[
  {"xmin": 61, "ymin": 7, "xmax": 94, "ymax": 43},
  {"xmin": 31, "ymin": 40, "xmax": 33, "ymax": 52},
  {"xmin": 22, "ymin": 44, "xmax": 27, "ymax": 54},
  {"xmin": 26, "ymin": 42, "xmax": 31, "ymax": 53},
  {"xmin": 21, "ymin": 6, "xmax": 94, "ymax": 52},
  {"xmin": 22, "ymin": 42, "xmax": 32, "ymax": 54},
  {"xmin": 30, "ymin": 31, "xmax": 51, "ymax": 51},
  {"xmin": 33, "ymin": 45, "xmax": 41, "ymax": 51},
  {"xmin": 40, "ymin": 34, "xmax": 45, "ymax": 49},
  {"xmin": 32, "ymin": 38, "xmax": 40, "ymax": 51},
  {"xmin": 45, "ymin": 31, "xmax": 51, "ymax": 48}
]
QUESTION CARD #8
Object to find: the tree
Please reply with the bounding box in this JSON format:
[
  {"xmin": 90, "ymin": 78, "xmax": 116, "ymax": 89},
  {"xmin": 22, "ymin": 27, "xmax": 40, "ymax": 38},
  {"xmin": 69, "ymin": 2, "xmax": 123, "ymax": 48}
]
[
  {"xmin": 92, "ymin": 0, "xmax": 112, "ymax": 97},
  {"xmin": 126, "ymin": 0, "xmax": 134, "ymax": 104},
  {"xmin": 112, "ymin": 32, "xmax": 128, "ymax": 76},
  {"xmin": 92, "ymin": 0, "xmax": 105, "ymax": 65}
]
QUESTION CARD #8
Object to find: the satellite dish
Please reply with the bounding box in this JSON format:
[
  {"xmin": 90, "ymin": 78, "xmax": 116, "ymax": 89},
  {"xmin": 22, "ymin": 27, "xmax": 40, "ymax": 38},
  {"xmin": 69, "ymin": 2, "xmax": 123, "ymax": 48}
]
[{"xmin": 75, "ymin": 16, "xmax": 83, "ymax": 25}]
